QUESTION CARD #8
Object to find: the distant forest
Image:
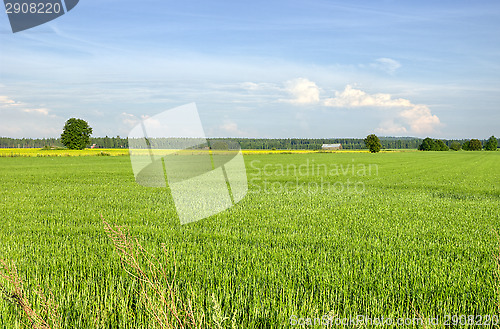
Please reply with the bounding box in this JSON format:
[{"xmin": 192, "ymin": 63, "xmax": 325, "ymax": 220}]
[{"xmin": 1, "ymin": 136, "xmax": 498, "ymax": 150}]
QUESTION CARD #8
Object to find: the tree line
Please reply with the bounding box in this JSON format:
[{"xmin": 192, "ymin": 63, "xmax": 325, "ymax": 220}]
[
  {"xmin": 418, "ymin": 136, "xmax": 498, "ymax": 151},
  {"xmin": 0, "ymin": 136, "xmax": 126, "ymax": 149},
  {"xmin": 2, "ymin": 136, "xmax": 498, "ymax": 150},
  {"xmin": 0, "ymin": 136, "xmax": 411, "ymax": 149}
]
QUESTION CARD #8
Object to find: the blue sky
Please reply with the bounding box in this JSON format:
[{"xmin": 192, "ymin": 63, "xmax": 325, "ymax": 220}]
[{"xmin": 1, "ymin": 0, "xmax": 499, "ymax": 139}]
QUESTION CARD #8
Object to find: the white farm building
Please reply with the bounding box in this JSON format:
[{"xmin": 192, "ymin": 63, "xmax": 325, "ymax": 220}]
[{"xmin": 322, "ymin": 143, "xmax": 342, "ymax": 150}]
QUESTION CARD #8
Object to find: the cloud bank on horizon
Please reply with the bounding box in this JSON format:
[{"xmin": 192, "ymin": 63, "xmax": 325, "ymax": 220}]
[{"xmin": 283, "ymin": 78, "xmax": 441, "ymax": 135}]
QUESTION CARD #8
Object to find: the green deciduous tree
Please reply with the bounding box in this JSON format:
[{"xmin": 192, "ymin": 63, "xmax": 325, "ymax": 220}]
[
  {"xmin": 462, "ymin": 139, "xmax": 482, "ymax": 151},
  {"xmin": 434, "ymin": 139, "xmax": 449, "ymax": 151},
  {"xmin": 484, "ymin": 135, "xmax": 498, "ymax": 151},
  {"xmin": 418, "ymin": 137, "xmax": 435, "ymax": 151},
  {"xmin": 449, "ymin": 141, "xmax": 461, "ymax": 151},
  {"xmin": 60, "ymin": 118, "xmax": 93, "ymax": 150},
  {"xmin": 419, "ymin": 138, "xmax": 449, "ymax": 151},
  {"xmin": 364, "ymin": 134, "xmax": 381, "ymax": 153}
]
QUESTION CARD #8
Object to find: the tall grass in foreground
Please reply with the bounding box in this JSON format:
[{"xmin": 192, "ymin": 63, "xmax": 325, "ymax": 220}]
[
  {"xmin": 103, "ymin": 217, "xmax": 238, "ymax": 329},
  {"xmin": 102, "ymin": 217, "xmax": 203, "ymax": 329},
  {"xmin": 0, "ymin": 218, "xmax": 239, "ymax": 329},
  {"xmin": 495, "ymin": 231, "xmax": 500, "ymax": 314},
  {"xmin": 0, "ymin": 259, "xmax": 60, "ymax": 329}
]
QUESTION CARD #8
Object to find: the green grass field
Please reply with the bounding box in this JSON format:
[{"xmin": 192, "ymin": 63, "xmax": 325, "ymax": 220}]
[{"xmin": 0, "ymin": 151, "xmax": 499, "ymax": 328}]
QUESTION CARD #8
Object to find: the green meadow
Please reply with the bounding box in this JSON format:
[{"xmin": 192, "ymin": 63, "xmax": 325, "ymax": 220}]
[{"xmin": 0, "ymin": 151, "xmax": 499, "ymax": 328}]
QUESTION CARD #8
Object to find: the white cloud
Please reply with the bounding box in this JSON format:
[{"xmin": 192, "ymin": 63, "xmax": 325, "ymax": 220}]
[
  {"xmin": 375, "ymin": 120, "xmax": 408, "ymax": 135},
  {"xmin": 283, "ymin": 78, "xmax": 320, "ymax": 104},
  {"xmin": 0, "ymin": 95, "xmax": 61, "ymax": 138},
  {"xmin": 207, "ymin": 119, "xmax": 251, "ymax": 137},
  {"xmin": 370, "ymin": 58, "xmax": 402, "ymax": 74},
  {"xmin": 239, "ymin": 82, "xmax": 281, "ymax": 92},
  {"xmin": 220, "ymin": 120, "xmax": 239, "ymax": 133},
  {"xmin": 121, "ymin": 113, "xmax": 153, "ymax": 129},
  {"xmin": 399, "ymin": 105, "xmax": 441, "ymax": 134},
  {"xmin": 23, "ymin": 108, "xmax": 50, "ymax": 116},
  {"xmin": 0, "ymin": 96, "xmax": 17, "ymax": 106},
  {"xmin": 324, "ymin": 85, "xmax": 441, "ymax": 135},
  {"xmin": 240, "ymin": 82, "xmax": 261, "ymax": 91},
  {"xmin": 0, "ymin": 95, "xmax": 52, "ymax": 116},
  {"xmin": 324, "ymin": 85, "xmax": 412, "ymax": 108},
  {"xmin": 121, "ymin": 112, "xmax": 139, "ymax": 126},
  {"xmin": 278, "ymin": 79, "xmax": 442, "ymax": 135}
]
